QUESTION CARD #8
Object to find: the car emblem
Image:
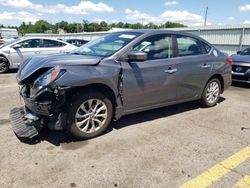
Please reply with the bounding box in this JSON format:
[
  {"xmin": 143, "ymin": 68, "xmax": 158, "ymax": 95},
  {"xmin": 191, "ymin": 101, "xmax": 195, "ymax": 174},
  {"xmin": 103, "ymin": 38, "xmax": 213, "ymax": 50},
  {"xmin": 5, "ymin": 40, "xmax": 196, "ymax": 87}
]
[{"xmin": 236, "ymin": 67, "xmax": 242, "ymax": 72}]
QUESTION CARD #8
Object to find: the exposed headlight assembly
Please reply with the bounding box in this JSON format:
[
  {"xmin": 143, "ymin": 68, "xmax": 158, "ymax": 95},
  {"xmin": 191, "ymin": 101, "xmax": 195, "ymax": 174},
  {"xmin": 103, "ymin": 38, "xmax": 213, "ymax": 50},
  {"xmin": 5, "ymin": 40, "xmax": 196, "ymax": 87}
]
[{"xmin": 32, "ymin": 66, "xmax": 65, "ymax": 95}]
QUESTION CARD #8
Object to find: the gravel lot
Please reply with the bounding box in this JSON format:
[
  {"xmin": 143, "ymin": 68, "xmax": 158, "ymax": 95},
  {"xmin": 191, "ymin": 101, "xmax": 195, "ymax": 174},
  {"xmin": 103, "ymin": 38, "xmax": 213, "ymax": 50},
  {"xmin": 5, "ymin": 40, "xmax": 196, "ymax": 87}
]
[{"xmin": 0, "ymin": 73, "xmax": 249, "ymax": 188}]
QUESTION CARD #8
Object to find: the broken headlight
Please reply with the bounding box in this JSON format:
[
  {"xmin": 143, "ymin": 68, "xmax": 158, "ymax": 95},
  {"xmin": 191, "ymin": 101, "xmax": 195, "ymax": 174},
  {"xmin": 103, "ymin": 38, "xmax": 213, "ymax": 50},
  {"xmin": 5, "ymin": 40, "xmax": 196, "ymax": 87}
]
[{"xmin": 32, "ymin": 66, "xmax": 65, "ymax": 95}]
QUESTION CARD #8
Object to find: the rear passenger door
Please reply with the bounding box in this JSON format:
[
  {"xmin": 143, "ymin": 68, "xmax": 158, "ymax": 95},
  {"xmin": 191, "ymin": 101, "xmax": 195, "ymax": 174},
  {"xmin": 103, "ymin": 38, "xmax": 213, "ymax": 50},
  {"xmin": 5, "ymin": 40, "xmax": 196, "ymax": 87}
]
[
  {"xmin": 40, "ymin": 39, "xmax": 67, "ymax": 55},
  {"xmin": 174, "ymin": 35, "xmax": 212, "ymax": 100}
]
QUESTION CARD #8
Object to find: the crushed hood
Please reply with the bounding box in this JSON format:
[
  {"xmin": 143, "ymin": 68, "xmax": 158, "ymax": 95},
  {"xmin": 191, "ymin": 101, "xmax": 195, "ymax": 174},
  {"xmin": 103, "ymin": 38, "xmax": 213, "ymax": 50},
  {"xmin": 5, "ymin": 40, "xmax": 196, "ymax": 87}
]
[
  {"xmin": 17, "ymin": 53, "xmax": 103, "ymax": 82},
  {"xmin": 231, "ymin": 54, "xmax": 250, "ymax": 64}
]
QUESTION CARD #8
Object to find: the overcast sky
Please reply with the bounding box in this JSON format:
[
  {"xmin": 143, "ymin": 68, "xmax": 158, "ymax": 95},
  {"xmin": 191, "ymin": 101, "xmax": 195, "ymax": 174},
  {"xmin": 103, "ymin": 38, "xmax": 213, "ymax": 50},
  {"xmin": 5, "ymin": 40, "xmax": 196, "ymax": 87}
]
[{"xmin": 0, "ymin": 0, "xmax": 250, "ymax": 26}]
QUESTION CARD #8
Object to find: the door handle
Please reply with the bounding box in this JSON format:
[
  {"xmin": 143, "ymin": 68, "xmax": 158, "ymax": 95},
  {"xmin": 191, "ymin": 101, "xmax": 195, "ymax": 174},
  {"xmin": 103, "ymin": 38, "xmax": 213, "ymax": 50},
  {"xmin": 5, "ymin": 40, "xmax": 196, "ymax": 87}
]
[
  {"xmin": 165, "ymin": 68, "xmax": 177, "ymax": 74},
  {"xmin": 34, "ymin": 51, "xmax": 41, "ymax": 54},
  {"xmin": 201, "ymin": 64, "xmax": 211, "ymax": 69}
]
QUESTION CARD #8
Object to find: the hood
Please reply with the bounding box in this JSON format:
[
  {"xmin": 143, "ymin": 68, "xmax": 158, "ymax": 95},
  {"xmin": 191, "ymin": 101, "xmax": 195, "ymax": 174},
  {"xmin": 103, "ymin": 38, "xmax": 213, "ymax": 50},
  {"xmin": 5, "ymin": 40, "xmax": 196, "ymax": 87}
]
[
  {"xmin": 231, "ymin": 54, "xmax": 250, "ymax": 64},
  {"xmin": 17, "ymin": 53, "xmax": 103, "ymax": 82}
]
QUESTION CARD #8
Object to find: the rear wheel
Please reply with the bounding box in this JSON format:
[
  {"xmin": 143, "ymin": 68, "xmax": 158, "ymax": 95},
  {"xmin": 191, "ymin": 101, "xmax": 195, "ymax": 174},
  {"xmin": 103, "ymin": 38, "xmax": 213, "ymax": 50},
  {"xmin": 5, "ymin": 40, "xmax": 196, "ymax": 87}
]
[
  {"xmin": 67, "ymin": 91, "xmax": 113, "ymax": 139},
  {"xmin": 0, "ymin": 57, "xmax": 9, "ymax": 73},
  {"xmin": 200, "ymin": 78, "xmax": 221, "ymax": 107}
]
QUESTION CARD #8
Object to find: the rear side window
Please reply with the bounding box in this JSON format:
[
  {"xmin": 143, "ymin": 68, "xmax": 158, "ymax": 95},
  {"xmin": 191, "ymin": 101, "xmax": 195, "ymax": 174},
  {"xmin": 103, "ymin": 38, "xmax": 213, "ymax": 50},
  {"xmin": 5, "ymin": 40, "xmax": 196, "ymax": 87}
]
[
  {"xmin": 202, "ymin": 42, "xmax": 212, "ymax": 54},
  {"xmin": 133, "ymin": 34, "xmax": 173, "ymax": 60},
  {"xmin": 43, "ymin": 39, "xmax": 66, "ymax": 48},
  {"xmin": 176, "ymin": 36, "xmax": 203, "ymax": 57}
]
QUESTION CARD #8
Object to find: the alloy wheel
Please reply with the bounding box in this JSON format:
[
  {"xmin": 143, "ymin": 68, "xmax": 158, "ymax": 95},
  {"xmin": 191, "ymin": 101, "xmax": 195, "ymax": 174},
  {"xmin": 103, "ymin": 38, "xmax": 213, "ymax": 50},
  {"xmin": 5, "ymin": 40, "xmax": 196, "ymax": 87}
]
[
  {"xmin": 206, "ymin": 81, "xmax": 220, "ymax": 104},
  {"xmin": 0, "ymin": 62, "xmax": 8, "ymax": 73},
  {"xmin": 75, "ymin": 99, "xmax": 108, "ymax": 133}
]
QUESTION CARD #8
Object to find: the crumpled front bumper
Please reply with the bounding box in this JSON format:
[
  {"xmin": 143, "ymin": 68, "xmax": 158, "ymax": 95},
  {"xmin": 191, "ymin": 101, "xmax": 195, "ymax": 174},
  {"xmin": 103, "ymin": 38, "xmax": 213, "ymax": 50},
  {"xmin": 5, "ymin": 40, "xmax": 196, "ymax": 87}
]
[
  {"xmin": 9, "ymin": 107, "xmax": 39, "ymax": 138},
  {"xmin": 22, "ymin": 94, "xmax": 51, "ymax": 116},
  {"xmin": 9, "ymin": 83, "xmax": 69, "ymax": 138},
  {"xmin": 20, "ymin": 85, "xmax": 56, "ymax": 116}
]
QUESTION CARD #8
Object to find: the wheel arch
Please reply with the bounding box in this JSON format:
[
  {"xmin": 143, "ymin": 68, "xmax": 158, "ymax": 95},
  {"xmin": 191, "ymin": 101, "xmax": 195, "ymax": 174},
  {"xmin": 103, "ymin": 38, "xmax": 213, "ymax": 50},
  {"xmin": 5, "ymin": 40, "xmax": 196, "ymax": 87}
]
[
  {"xmin": 0, "ymin": 54, "xmax": 9, "ymax": 64},
  {"xmin": 66, "ymin": 83, "xmax": 117, "ymax": 108}
]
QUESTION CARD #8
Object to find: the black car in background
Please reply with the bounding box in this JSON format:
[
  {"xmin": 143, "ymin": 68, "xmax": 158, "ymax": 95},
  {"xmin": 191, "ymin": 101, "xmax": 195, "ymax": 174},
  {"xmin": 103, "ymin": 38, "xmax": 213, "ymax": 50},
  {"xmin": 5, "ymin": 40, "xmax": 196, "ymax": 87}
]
[
  {"xmin": 231, "ymin": 48, "xmax": 250, "ymax": 84},
  {"xmin": 66, "ymin": 39, "xmax": 89, "ymax": 47}
]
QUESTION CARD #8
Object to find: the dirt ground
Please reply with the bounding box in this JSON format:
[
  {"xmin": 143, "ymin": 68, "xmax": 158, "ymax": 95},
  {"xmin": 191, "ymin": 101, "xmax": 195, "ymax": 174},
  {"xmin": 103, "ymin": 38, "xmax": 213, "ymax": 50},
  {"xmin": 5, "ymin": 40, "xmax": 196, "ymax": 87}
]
[{"xmin": 0, "ymin": 73, "xmax": 249, "ymax": 188}]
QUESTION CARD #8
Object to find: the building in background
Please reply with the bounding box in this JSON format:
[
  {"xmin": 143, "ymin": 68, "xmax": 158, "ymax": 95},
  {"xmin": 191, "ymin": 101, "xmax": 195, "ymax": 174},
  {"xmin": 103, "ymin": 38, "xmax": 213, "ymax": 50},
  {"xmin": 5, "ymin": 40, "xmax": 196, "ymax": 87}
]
[{"xmin": 0, "ymin": 28, "xmax": 18, "ymax": 39}]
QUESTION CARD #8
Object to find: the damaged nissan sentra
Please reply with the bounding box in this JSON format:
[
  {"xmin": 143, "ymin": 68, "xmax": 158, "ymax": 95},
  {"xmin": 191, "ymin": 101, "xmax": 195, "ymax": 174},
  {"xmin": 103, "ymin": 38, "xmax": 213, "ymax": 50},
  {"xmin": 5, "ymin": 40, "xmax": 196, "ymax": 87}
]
[{"xmin": 10, "ymin": 30, "xmax": 232, "ymax": 139}]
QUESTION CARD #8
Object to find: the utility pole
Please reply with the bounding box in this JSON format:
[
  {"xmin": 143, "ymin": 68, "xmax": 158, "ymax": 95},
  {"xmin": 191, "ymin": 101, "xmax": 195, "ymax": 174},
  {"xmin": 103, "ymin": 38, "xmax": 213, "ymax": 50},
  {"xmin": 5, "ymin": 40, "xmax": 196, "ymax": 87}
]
[
  {"xmin": 141, "ymin": 18, "xmax": 145, "ymax": 26},
  {"xmin": 77, "ymin": 23, "xmax": 79, "ymax": 33},
  {"xmin": 204, "ymin": 6, "xmax": 208, "ymax": 27}
]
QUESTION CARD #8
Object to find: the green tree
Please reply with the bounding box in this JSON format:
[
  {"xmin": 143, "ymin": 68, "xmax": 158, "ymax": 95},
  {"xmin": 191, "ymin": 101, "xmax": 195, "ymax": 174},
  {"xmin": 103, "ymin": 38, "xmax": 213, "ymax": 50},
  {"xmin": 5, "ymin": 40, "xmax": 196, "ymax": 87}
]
[
  {"xmin": 55, "ymin": 21, "xmax": 69, "ymax": 32},
  {"xmin": 13, "ymin": 19, "xmax": 186, "ymax": 34}
]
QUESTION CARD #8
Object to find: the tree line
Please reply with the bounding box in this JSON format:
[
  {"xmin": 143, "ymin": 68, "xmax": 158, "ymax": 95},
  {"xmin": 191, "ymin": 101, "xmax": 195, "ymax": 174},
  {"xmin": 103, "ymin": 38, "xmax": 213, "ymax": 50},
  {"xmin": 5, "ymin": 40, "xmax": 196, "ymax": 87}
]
[{"xmin": 1, "ymin": 20, "xmax": 186, "ymax": 34}]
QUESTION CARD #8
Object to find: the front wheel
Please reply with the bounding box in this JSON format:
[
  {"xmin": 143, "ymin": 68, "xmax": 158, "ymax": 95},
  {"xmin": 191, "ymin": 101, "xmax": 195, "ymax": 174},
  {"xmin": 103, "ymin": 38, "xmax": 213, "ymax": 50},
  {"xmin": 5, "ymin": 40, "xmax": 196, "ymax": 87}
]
[
  {"xmin": 200, "ymin": 78, "xmax": 221, "ymax": 107},
  {"xmin": 0, "ymin": 57, "xmax": 9, "ymax": 73},
  {"xmin": 67, "ymin": 91, "xmax": 113, "ymax": 139}
]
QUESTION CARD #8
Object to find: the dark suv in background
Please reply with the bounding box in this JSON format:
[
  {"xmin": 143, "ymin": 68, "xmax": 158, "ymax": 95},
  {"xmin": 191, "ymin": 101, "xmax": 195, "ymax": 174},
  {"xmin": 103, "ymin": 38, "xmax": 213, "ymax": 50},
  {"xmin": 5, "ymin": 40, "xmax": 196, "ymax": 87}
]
[{"xmin": 10, "ymin": 30, "xmax": 232, "ymax": 140}]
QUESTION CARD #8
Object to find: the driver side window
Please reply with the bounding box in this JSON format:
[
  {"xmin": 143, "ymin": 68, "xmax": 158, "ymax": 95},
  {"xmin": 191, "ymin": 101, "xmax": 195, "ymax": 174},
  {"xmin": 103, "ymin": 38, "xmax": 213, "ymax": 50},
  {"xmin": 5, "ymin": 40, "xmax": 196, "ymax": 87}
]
[
  {"xmin": 18, "ymin": 39, "xmax": 41, "ymax": 48},
  {"xmin": 133, "ymin": 34, "xmax": 173, "ymax": 60}
]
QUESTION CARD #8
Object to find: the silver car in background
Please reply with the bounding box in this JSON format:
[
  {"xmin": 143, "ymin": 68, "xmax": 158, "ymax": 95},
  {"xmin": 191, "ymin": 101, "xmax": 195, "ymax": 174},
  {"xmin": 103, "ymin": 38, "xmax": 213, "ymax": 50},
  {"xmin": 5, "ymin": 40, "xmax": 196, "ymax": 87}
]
[{"xmin": 0, "ymin": 37, "xmax": 77, "ymax": 73}]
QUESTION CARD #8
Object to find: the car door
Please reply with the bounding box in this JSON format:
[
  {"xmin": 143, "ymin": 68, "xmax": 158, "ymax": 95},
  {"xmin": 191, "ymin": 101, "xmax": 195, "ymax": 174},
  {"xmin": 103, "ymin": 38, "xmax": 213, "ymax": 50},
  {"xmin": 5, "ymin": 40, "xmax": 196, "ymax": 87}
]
[
  {"xmin": 174, "ymin": 35, "xmax": 212, "ymax": 100},
  {"xmin": 122, "ymin": 34, "xmax": 179, "ymax": 111},
  {"xmin": 39, "ymin": 39, "xmax": 67, "ymax": 55},
  {"xmin": 10, "ymin": 39, "xmax": 41, "ymax": 67}
]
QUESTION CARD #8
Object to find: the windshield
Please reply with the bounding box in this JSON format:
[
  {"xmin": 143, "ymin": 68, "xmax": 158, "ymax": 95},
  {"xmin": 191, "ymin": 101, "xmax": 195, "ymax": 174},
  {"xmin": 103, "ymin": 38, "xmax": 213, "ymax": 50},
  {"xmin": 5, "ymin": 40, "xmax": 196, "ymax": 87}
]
[
  {"xmin": 71, "ymin": 32, "xmax": 142, "ymax": 57},
  {"xmin": 240, "ymin": 48, "xmax": 250, "ymax": 56}
]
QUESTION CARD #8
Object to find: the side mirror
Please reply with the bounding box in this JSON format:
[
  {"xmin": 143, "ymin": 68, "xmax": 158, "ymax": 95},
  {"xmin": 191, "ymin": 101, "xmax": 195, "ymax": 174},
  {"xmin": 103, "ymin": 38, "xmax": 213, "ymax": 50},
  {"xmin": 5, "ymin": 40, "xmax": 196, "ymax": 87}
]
[
  {"xmin": 128, "ymin": 51, "xmax": 147, "ymax": 62},
  {"xmin": 237, "ymin": 50, "xmax": 241, "ymax": 55},
  {"xmin": 12, "ymin": 44, "xmax": 21, "ymax": 49}
]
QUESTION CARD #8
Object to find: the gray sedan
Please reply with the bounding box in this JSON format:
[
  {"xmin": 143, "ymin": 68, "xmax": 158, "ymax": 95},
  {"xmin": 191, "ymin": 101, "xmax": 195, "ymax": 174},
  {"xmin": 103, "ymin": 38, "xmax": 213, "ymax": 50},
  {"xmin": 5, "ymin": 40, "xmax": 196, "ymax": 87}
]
[
  {"xmin": 0, "ymin": 37, "xmax": 77, "ymax": 73},
  {"xmin": 12, "ymin": 30, "xmax": 232, "ymax": 139}
]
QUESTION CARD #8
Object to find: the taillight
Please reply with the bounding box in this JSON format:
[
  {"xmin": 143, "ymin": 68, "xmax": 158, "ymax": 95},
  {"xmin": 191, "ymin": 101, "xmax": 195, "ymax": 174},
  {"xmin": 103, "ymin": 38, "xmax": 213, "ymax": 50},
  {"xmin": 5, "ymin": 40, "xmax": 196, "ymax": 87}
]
[{"xmin": 226, "ymin": 57, "xmax": 233, "ymax": 66}]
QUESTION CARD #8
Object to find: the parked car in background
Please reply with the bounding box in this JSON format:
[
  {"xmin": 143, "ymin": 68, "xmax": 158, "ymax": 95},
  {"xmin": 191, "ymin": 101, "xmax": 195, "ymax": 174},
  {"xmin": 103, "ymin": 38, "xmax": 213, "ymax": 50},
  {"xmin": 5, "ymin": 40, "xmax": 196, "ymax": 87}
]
[
  {"xmin": 0, "ymin": 37, "xmax": 77, "ymax": 73},
  {"xmin": 231, "ymin": 48, "xmax": 250, "ymax": 84},
  {"xmin": 11, "ymin": 30, "xmax": 232, "ymax": 140},
  {"xmin": 66, "ymin": 39, "xmax": 89, "ymax": 47},
  {"xmin": 0, "ymin": 39, "xmax": 4, "ymax": 47}
]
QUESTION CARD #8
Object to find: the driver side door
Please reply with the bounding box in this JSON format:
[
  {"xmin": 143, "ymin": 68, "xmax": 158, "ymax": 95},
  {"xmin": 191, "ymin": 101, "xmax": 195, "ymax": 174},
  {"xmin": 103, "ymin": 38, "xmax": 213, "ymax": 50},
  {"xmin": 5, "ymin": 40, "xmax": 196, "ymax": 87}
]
[
  {"xmin": 10, "ymin": 39, "xmax": 41, "ymax": 67},
  {"xmin": 122, "ymin": 34, "xmax": 178, "ymax": 112}
]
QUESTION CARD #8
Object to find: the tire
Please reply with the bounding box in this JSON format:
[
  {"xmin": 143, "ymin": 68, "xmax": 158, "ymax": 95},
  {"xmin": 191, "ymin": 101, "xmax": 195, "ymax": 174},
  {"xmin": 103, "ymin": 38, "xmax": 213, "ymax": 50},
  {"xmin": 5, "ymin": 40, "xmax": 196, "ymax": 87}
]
[
  {"xmin": 0, "ymin": 57, "xmax": 9, "ymax": 74},
  {"xmin": 200, "ymin": 78, "xmax": 221, "ymax": 107},
  {"xmin": 67, "ymin": 91, "xmax": 113, "ymax": 139}
]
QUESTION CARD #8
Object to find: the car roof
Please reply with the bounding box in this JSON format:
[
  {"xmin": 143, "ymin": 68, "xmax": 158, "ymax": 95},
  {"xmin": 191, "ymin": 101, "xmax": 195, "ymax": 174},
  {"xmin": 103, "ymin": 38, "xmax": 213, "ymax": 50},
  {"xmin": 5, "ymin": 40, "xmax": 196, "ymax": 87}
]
[
  {"xmin": 19, "ymin": 37, "xmax": 67, "ymax": 41},
  {"xmin": 116, "ymin": 29, "xmax": 201, "ymax": 38},
  {"xmin": 118, "ymin": 29, "xmax": 184, "ymax": 33}
]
